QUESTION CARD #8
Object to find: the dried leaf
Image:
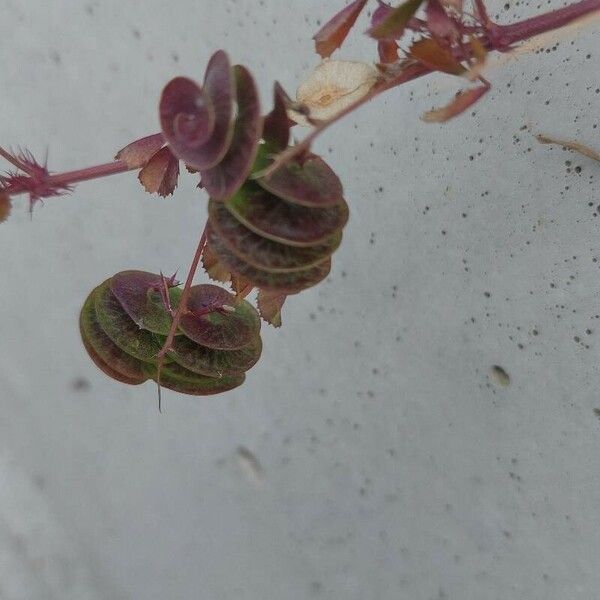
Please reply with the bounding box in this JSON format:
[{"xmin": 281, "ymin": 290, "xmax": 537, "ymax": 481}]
[
  {"xmin": 368, "ymin": 0, "xmax": 424, "ymax": 40},
  {"xmin": 202, "ymin": 242, "xmax": 231, "ymax": 282},
  {"xmin": 313, "ymin": 0, "xmax": 369, "ymax": 59},
  {"xmin": 410, "ymin": 38, "xmax": 465, "ymax": 76},
  {"xmin": 293, "ymin": 60, "xmax": 380, "ymax": 125},
  {"xmin": 231, "ymin": 273, "xmax": 254, "ymax": 297},
  {"xmin": 422, "ymin": 85, "xmax": 489, "ymax": 122},
  {"xmin": 138, "ymin": 147, "xmax": 180, "ymax": 197},
  {"xmin": 257, "ymin": 289, "xmax": 287, "ymax": 327},
  {"xmin": 536, "ymin": 134, "xmax": 600, "ymax": 162},
  {"xmin": 0, "ymin": 192, "xmax": 11, "ymax": 223},
  {"xmin": 115, "ymin": 133, "xmax": 165, "ymax": 168}
]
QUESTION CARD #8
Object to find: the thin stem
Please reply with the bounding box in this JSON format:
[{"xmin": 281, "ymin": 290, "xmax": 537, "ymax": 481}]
[
  {"xmin": 491, "ymin": 0, "xmax": 600, "ymax": 49},
  {"xmin": 157, "ymin": 222, "xmax": 208, "ymax": 362},
  {"xmin": 0, "ymin": 146, "xmax": 36, "ymax": 175},
  {"xmin": 257, "ymin": 62, "xmax": 428, "ymax": 178},
  {"xmin": 259, "ymin": 0, "xmax": 600, "ymax": 175},
  {"xmin": 47, "ymin": 160, "xmax": 134, "ymax": 187}
]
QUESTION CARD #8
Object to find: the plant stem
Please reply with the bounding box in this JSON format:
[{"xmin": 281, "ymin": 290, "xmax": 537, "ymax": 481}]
[
  {"xmin": 0, "ymin": 146, "xmax": 36, "ymax": 175},
  {"xmin": 47, "ymin": 160, "xmax": 134, "ymax": 187},
  {"xmin": 261, "ymin": 0, "xmax": 600, "ymax": 175},
  {"xmin": 490, "ymin": 0, "xmax": 600, "ymax": 49},
  {"xmin": 157, "ymin": 222, "xmax": 208, "ymax": 362}
]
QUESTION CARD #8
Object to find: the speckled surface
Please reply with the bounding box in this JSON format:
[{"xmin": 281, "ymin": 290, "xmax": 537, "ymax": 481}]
[{"xmin": 0, "ymin": 1, "xmax": 599, "ymax": 598}]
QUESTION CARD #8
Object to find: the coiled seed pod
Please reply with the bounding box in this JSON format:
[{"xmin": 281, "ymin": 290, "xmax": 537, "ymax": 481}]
[
  {"xmin": 79, "ymin": 270, "xmax": 261, "ymax": 395},
  {"xmin": 160, "ymin": 55, "xmax": 350, "ymax": 323}
]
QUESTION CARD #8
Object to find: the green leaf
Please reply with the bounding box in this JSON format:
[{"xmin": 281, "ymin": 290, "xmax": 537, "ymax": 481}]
[{"xmin": 367, "ymin": 0, "xmax": 424, "ymax": 40}]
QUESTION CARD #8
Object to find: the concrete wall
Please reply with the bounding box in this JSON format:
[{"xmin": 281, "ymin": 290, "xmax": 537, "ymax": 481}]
[{"xmin": 0, "ymin": 1, "xmax": 599, "ymax": 598}]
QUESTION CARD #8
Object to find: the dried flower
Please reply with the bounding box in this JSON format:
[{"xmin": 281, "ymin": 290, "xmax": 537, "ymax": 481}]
[{"xmin": 290, "ymin": 59, "xmax": 380, "ymax": 126}]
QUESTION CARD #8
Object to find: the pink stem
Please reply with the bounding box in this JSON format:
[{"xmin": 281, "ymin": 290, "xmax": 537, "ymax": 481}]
[
  {"xmin": 0, "ymin": 146, "xmax": 36, "ymax": 175},
  {"xmin": 490, "ymin": 0, "xmax": 600, "ymax": 49},
  {"xmin": 47, "ymin": 160, "xmax": 134, "ymax": 187},
  {"xmin": 263, "ymin": 0, "xmax": 600, "ymax": 174},
  {"xmin": 157, "ymin": 223, "xmax": 208, "ymax": 361}
]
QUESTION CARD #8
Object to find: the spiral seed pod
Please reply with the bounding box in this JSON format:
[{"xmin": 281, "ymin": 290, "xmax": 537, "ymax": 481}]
[
  {"xmin": 79, "ymin": 270, "xmax": 262, "ymax": 396},
  {"xmin": 159, "ymin": 52, "xmax": 350, "ymax": 325}
]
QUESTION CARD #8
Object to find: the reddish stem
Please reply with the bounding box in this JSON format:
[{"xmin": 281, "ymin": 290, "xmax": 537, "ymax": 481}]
[
  {"xmin": 490, "ymin": 0, "xmax": 600, "ymax": 49},
  {"xmin": 262, "ymin": 0, "xmax": 600, "ymax": 175},
  {"xmin": 47, "ymin": 160, "xmax": 134, "ymax": 187},
  {"xmin": 157, "ymin": 222, "xmax": 208, "ymax": 362},
  {"xmin": 0, "ymin": 146, "xmax": 36, "ymax": 175}
]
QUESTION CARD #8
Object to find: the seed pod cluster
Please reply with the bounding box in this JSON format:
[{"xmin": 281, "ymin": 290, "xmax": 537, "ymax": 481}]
[
  {"xmin": 159, "ymin": 52, "xmax": 350, "ymax": 323},
  {"xmin": 79, "ymin": 270, "xmax": 262, "ymax": 395},
  {"xmin": 205, "ymin": 146, "xmax": 349, "ymax": 296}
]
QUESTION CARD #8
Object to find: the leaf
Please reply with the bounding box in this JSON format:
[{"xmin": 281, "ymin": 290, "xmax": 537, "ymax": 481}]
[
  {"xmin": 536, "ymin": 134, "xmax": 600, "ymax": 162},
  {"xmin": 0, "ymin": 192, "xmax": 11, "ymax": 223},
  {"xmin": 209, "ymin": 198, "xmax": 342, "ymax": 273},
  {"xmin": 164, "ymin": 332, "xmax": 262, "ymax": 377},
  {"xmin": 80, "ymin": 288, "xmax": 149, "ymax": 385},
  {"xmin": 138, "ymin": 147, "xmax": 180, "ymax": 197},
  {"xmin": 178, "ymin": 284, "xmax": 260, "ymax": 351},
  {"xmin": 263, "ymin": 82, "xmax": 293, "ymax": 151},
  {"xmin": 94, "ymin": 280, "xmax": 164, "ymax": 363},
  {"xmin": 230, "ymin": 273, "xmax": 254, "ymax": 297},
  {"xmin": 257, "ymin": 289, "xmax": 287, "ymax": 327},
  {"xmin": 202, "ymin": 243, "xmax": 232, "ymax": 282},
  {"xmin": 200, "ymin": 65, "xmax": 262, "ymax": 201},
  {"xmin": 421, "ymin": 85, "xmax": 489, "ymax": 122},
  {"xmin": 115, "ymin": 133, "xmax": 165, "ymax": 168},
  {"xmin": 160, "ymin": 51, "xmax": 235, "ymax": 171},
  {"xmin": 224, "ymin": 183, "xmax": 349, "ymax": 247},
  {"xmin": 145, "ymin": 362, "xmax": 245, "ymax": 396},
  {"xmin": 367, "ymin": 0, "xmax": 424, "ymax": 40},
  {"xmin": 207, "ymin": 228, "xmax": 332, "ymax": 295},
  {"xmin": 426, "ymin": 0, "xmax": 459, "ymax": 40},
  {"xmin": 409, "ymin": 38, "xmax": 465, "ymax": 75},
  {"xmin": 313, "ymin": 0, "xmax": 369, "ymax": 59},
  {"xmin": 109, "ymin": 270, "xmax": 182, "ymax": 335},
  {"xmin": 378, "ymin": 39, "xmax": 400, "ymax": 63}
]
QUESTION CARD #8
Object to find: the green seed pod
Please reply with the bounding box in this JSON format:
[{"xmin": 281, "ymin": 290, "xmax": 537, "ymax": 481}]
[{"xmin": 80, "ymin": 271, "xmax": 261, "ymax": 396}]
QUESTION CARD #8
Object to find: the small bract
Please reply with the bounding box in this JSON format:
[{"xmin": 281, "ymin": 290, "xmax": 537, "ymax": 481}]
[{"xmin": 291, "ymin": 59, "xmax": 380, "ymax": 125}]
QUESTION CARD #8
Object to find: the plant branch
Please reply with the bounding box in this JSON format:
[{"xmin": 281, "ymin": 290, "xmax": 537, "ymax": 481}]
[{"xmin": 259, "ymin": 0, "xmax": 600, "ymax": 176}]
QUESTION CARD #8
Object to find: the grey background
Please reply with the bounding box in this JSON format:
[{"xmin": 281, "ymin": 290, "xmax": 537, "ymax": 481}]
[{"xmin": 1, "ymin": 1, "xmax": 599, "ymax": 598}]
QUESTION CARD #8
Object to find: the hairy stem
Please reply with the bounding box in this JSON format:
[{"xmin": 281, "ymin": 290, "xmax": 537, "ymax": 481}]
[{"xmin": 0, "ymin": 146, "xmax": 36, "ymax": 175}]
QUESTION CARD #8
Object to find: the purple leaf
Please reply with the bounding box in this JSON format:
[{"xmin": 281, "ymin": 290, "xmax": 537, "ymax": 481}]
[
  {"xmin": 178, "ymin": 284, "xmax": 260, "ymax": 351},
  {"xmin": 138, "ymin": 146, "xmax": 180, "ymax": 197},
  {"xmin": 263, "ymin": 82, "xmax": 293, "ymax": 151},
  {"xmin": 200, "ymin": 65, "xmax": 262, "ymax": 201},
  {"xmin": 313, "ymin": 0, "xmax": 369, "ymax": 59},
  {"xmin": 426, "ymin": 0, "xmax": 459, "ymax": 40},
  {"xmin": 255, "ymin": 147, "xmax": 344, "ymax": 208},
  {"xmin": 160, "ymin": 51, "xmax": 235, "ymax": 171}
]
